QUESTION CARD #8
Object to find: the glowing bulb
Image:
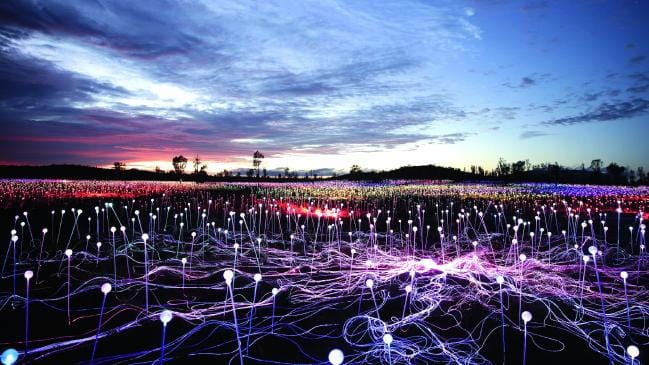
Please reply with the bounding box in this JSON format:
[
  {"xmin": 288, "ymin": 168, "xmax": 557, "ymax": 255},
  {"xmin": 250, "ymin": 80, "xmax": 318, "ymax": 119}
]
[
  {"xmin": 24, "ymin": 270, "xmax": 33, "ymax": 280},
  {"xmin": 383, "ymin": 333, "xmax": 393, "ymax": 345},
  {"xmin": 101, "ymin": 283, "xmax": 112, "ymax": 294},
  {"xmin": 272, "ymin": 287, "xmax": 279, "ymax": 296},
  {"xmin": 519, "ymin": 254, "xmax": 527, "ymax": 262},
  {"xmin": 496, "ymin": 275, "xmax": 504, "ymax": 285},
  {"xmin": 521, "ymin": 311, "xmax": 532, "ymax": 323},
  {"xmin": 405, "ymin": 285, "xmax": 412, "ymax": 293},
  {"xmin": 588, "ymin": 246, "xmax": 597, "ymax": 255},
  {"xmin": 621, "ymin": 271, "xmax": 628, "ymax": 280},
  {"xmin": 181, "ymin": 258, "xmax": 187, "ymax": 265},
  {"xmin": 254, "ymin": 273, "xmax": 262, "ymax": 282},
  {"xmin": 366, "ymin": 279, "xmax": 374, "ymax": 288},
  {"xmin": 142, "ymin": 233, "xmax": 149, "ymax": 241},
  {"xmin": 160, "ymin": 310, "xmax": 173, "ymax": 325},
  {"xmin": 627, "ymin": 345, "xmax": 639, "ymax": 359},
  {"xmin": 328, "ymin": 349, "xmax": 344, "ymax": 365},
  {"xmin": 223, "ymin": 270, "xmax": 234, "ymax": 283},
  {"xmin": 1, "ymin": 348, "xmax": 19, "ymax": 365},
  {"xmin": 65, "ymin": 249, "xmax": 73, "ymax": 257},
  {"xmin": 110, "ymin": 227, "xmax": 116, "ymax": 233}
]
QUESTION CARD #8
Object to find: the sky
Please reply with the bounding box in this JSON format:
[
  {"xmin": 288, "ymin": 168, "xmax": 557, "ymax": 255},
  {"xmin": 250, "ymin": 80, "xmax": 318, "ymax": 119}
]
[{"xmin": 1, "ymin": 0, "xmax": 648, "ymax": 175}]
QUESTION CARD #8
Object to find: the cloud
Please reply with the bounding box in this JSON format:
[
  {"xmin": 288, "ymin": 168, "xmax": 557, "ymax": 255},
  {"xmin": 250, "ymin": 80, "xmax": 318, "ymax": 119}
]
[
  {"xmin": 627, "ymin": 73, "xmax": 649, "ymax": 93},
  {"xmin": 520, "ymin": 130, "xmax": 550, "ymax": 139},
  {"xmin": 502, "ymin": 76, "xmax": 538, "ymax": 89},
  {"xmin": 520, "ymin": 77, "xmax": 536, "ymax": 87},
  {"xmin": 628, "ymin": 55, "xmax": 646, "ymax": 65},
  {"xmin": 544, "ymin": 98, "xmax": 649, "ymax": 126}
]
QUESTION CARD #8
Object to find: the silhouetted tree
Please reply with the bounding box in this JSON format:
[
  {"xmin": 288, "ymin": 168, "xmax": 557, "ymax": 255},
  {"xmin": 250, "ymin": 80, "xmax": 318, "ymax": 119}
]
[
  {"xmin": 192, "ymin": 155, "xmax": 202, "ymax": 174},
  {"xmin": 284, "ymin": 167, "xmax": 290, "ymax": 178},
  {"xmin": 154, "ymin": 166, "xmax": 163, "ymax": 174},
  {"xmin": 113, "ymin": 161, "xmax": 125, "ymax": 171},
  {"xmin": 262, "ymin": 168, "xmax": 267, "ymax": 178},
  {"xmin": 606, "ymin": 163, "xmax": 626, "ymax": 185},
  {"xmin": 191, "ymin": 155, "xmax": 207, "ymax": 182},
  {"xmin": 496, "ymin": 158, "xmax": 510, "ymax": 177},
  {"xmin": 637, "ymin": 167, "xmax": 646, "ymax": 184},
  {"xmin": 350, "ymin": 165, "xmax": 363, "ymax": 175},
  {"xmin": 253, "ymin": 151, "xmax": 264, "ymax": 178},
  {"xmin": 172, "ymin": 155, "xmax": 188, "ymax": 180},
  {"xmin": 511, "ymin": 160, "xmax": 526, "ymax": 177},
  {"xmin": 113, "ymin": 161, "xmax": 125, "ymax": 179},
  {"xmin": 246, "ymin": 169, "xmax": 254, "ymax": 178},
  {"xmin": 547, "ymin": 162, "xmax": 562, "ymax": 184}
]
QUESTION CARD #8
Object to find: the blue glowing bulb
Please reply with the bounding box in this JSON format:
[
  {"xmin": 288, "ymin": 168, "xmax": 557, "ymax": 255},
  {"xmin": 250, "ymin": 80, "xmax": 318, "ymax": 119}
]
[{"xmin": 1, "ymin": 349, "xmax": 19, "ymax": 365}]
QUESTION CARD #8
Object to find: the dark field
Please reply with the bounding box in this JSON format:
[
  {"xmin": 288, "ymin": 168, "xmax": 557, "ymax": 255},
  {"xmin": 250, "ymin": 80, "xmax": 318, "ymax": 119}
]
[{"xmin": 0, "ymin": 180, "xmax": 647, "ymax": 365}]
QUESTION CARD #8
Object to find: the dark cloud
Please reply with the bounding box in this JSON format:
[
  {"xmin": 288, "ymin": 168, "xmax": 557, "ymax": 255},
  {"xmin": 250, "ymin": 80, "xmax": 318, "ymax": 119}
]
[
  {"xmin": 627, "ymin": 73, "xmax": 649, "ymax": 93},
  {"xmin": 628, "ymin": 55, "xmax": 646, "ymax": 65},
  {"xmin": 502, "ymin": 76, "xmax": 538, "ymax": 89},
  {"xmin": 544, "ymin": 98, "xmax": 649, "ymax": 126},
  {"xmin": 0, "ymin": 47, "xmax": 130, "ymax": 107},
  {"xmin": 520, "ymin": 77, "xmax": 536, "ymax": 87}
]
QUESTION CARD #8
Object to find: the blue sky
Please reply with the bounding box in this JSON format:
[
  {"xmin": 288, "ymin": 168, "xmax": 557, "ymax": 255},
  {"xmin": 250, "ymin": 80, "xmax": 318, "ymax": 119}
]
[{"xmin": 0, "ymin": 0, "xmax": 648, "ymax": 174}]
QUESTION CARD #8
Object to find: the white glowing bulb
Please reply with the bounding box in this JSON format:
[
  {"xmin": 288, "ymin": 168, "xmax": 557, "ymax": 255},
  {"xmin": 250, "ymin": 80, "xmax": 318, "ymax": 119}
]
[
  {"xmin": 160, "ymin": 310, "xmax": 173, "ymax": 325},
  {"xmin": 101, "ymin": 283, "xmax": 112, "ymax": 294},
  {"xmin": 521, "ymin": 311, "xmax": 532, "ymax": 323},
  {"xmin": 328, "ymin": 349, "xmax": 344, "ymax": 365},
  {"xmin": 254, "ymin": 273, "xmax": 262, "ymax": 282},
  {"xmin": 223, "ymin": 270, "xmax": 234, "ymax": 282},
  {"xmin": 24, "ymin": 270, "xmax": 33, "ymax": 280},
  {"xmin": 383, "ymin": 333, "xmax": 393, "ymax": 345}
]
